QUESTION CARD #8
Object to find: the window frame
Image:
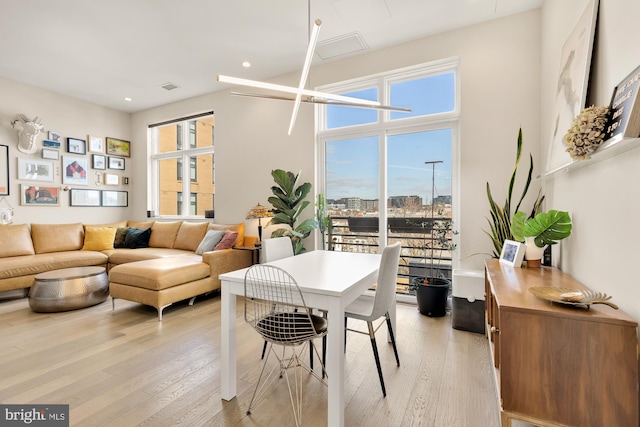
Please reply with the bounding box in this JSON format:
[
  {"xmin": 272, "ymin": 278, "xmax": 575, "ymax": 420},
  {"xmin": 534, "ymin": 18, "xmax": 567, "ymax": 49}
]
[
  {"xmin": 148, "ymin": 112, "xmax": 214, "ymax": 219},
  {"xmin": 316, "ymin": 59, "xmax": 461, "ymax": 303}
]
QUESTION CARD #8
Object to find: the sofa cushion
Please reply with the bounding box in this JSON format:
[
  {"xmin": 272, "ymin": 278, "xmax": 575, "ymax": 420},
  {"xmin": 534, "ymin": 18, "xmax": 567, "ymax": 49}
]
[
  {"xmin": 124, "ymin": 227, "xmax": 151, "ymax": 249},
  {"xmin": 0, "ymin": 251, "xmax": 108, "ymax": 280},
  {"xmin": 82, "ymin": 226, "xmax": 117, "ymax": 251},
  {"xmin": 113, "ymin": 227, "xmax": 128, "ymax": 248},
  {"xmin": 106, "ymin": 248, "xmax": 196, "ymax": 265},
  {"xmin": 127, "ymin": 220, "xmax": 155, "ymax": 229},
  {"xmin": 109, "ymin": 257, "xmax": 210, "ymax": 291},
  {"xmin": 0, "ymin": 224, "xmax": 35, "ymax": 257},
  {"xmin": 195, "ymin": 230, "xmax": 226, "ymax": 255},
  {"xmin": 215, "ymin": 231, "xmax": 238, "ymax": 250},
  {"xmin": 31, "ymin": 223, "xmax": 84, "ymax": 254},
  {"xmin": 208, "ymin": 223, "xmax": 245, "ymax": 247},
  {"xmin": 149, "ymin": 221, "xmax": 182, "ymax": 248},
  {"xmin": 174, "ymin": 221, "xmax": 209, "ymax": 251},
  {"xmin": 89, "ymin": 220, "xmax": 128, "ymax": 228}
]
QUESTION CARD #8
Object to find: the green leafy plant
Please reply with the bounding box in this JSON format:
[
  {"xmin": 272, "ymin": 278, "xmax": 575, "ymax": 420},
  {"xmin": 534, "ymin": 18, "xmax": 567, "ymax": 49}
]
[
  {"xmin": 511, "ymin": 210, "xmax": 572, "ymax": 248},
  {"xmin": 315, "ymin": 193, "xmax": 331, "ymax": 250},
  {"xmin": 267, "ymin": 169, "xmax": 318, "ymax": 255},
  {"xmin": 485, "ymin": 128, "xmax": 544, "ymax": 258},
  {"xmin": 408, "ymin": 219, "xmax": 457, "ymax": 290}
]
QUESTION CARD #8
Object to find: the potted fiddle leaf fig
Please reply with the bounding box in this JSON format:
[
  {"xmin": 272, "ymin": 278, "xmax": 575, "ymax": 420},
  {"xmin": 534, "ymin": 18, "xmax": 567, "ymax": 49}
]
[
  {"xmin": 510, "ymin": 210, "xmax": 572, "ymax": 267},
  {"xmin": 267, "ymin": 169, "xmax": 318, "ymax": 255}
]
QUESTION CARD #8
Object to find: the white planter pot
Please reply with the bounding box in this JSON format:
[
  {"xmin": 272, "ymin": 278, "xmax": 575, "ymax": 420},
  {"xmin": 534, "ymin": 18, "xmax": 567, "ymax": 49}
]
[{"xmin": 524, "ymin": 237, "xmax": 546, "ymax": 265}]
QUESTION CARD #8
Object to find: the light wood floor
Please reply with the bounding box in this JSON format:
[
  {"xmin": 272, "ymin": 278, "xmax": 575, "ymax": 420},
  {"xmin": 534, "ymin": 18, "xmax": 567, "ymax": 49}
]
[{"xmin": 0, "ymin": 293, "xmax": 502, "ymax": 427}]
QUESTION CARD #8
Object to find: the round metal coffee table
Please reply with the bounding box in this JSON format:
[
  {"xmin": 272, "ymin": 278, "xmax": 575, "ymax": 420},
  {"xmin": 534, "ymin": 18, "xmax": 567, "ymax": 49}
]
[{"xmin": 29, "ymin": 266, "xmax": 109, "ymax": 312}]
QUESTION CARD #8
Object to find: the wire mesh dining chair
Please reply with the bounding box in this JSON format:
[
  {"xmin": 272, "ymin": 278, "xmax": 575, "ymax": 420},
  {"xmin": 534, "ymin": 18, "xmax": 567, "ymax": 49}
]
[{"xmin": 244, "ymin": 264, "xmax": 328, "ymax": 426}]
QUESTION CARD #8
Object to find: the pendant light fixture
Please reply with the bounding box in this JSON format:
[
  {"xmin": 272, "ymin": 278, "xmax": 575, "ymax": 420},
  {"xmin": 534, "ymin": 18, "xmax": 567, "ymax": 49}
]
[{"xmin": 218, "ymin": 9, "xmax": 411, "ymax": 135}]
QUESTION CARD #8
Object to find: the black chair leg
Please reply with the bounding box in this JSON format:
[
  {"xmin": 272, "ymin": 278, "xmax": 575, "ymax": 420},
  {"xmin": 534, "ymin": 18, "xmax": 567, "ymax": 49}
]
[
  {"xmin": 261, "ymin": 340, "xmax": 268, "ymax": 359},
  {"xmin": 368, "ymin": 321, "xmax": 386, "ymax": 397},
  {"xmin": 309, "ymin": 341, "xmax": 314, "ymax": 370},
  {"xmin": 385, "ymin": 313, "xmax": 400, "ymax": 366}
]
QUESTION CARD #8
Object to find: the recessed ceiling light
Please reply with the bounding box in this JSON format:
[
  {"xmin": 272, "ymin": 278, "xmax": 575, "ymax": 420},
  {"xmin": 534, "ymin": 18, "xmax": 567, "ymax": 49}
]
[
  {"xmin": 124, "ymin": 97, "xmax": 132, "ymax": 102},
  {"xmin": 242, "ymin": 61, "xmax": 251, "ymax": 68}
]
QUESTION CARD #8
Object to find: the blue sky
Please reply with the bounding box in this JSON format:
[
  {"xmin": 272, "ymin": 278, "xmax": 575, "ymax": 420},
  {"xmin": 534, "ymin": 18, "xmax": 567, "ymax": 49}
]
[
  {"xmin": 325, "ymin": 73, "xmax": 454, "ymax": 203},
  {"xmin": 326, "ymin": 129, "xmax": 452, "ymax": 202}
]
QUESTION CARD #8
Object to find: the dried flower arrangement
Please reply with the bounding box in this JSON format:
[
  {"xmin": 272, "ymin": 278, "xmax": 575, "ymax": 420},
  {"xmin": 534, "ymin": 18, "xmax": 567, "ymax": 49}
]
[{"xmin": 563, "ymin": 105, "xmax": 610, "ymax": 160}]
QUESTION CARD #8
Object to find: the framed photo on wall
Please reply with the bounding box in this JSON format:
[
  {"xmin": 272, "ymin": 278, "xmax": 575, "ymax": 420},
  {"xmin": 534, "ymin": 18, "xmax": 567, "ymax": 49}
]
[
  {"xmin": 104, "ymin": 173, "xmax": 119, "ymax": 185},
  {"xmin": 67, "ymin": 137, "xmax": 87, "ymax": 155},
  {"xmin": 88, "ymin": 135, "xmax": 105, "ymax": 153},
  {"xmin": 42, "ymin": 148, "xmax": 59, "ymax": 160},
  {"xmin": 62, "ymin": 156, "xmax": 89, "ymax": 185},
  {"xmin": 108, "ymin": 156, "xmax": 125, "ymax": 170},
  {"xmin": 0, "ymin": 144, "xmax": 9, "ymax": 195},
  {"xmin": 69, "ymin": 188, "xmax": 101, "ymax": 207},
  {"xmin": 17, "ymin": 158, "xmax": 54, "ymax": 182},
  {"xmin": 102, "ymin": 190, "xmax": 128, "ymax": 207},
  {"xmin": 106, "ymin": 137, "xmax": 131, "ymax": 157},
  {"xmin": 499, "ymin": 240, "xmax": 526, "ymax": 267},
  {"xmin": 21, "ymin": 184, "xmax": 60, "ymax": 206},
  {"xmin": 92, "ymin": 154, "xmax": 106, "ymax": 170}
]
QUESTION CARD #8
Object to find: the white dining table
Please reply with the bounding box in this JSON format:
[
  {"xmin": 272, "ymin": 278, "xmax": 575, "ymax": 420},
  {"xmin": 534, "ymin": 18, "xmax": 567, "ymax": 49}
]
[{"xmin": 219, "ymin": 249, "xmax": 390, "ymax": 427}]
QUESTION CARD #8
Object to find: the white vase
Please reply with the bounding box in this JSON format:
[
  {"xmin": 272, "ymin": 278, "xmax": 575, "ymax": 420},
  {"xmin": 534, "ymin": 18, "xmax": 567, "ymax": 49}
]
[{"xmin": 524, "ymin": 236, "xmax": 546, "ymax": 266}]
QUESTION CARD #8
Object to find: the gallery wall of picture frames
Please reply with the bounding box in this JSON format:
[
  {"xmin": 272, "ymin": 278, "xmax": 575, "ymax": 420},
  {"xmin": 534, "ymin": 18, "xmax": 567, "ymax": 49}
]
[{"xmin": 6, "ymin": 131, "xmax": 131, "ymax": 207}]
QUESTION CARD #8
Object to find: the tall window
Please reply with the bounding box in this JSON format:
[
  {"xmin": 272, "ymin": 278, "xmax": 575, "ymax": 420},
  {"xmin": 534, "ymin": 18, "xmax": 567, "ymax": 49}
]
[
  {"xmin": 317, "ymin": 60, "xmax": 459, "ymax": 297},
  {"xmin": 149, "ymin": 113, "xmax": 214, "ymax": 217}
]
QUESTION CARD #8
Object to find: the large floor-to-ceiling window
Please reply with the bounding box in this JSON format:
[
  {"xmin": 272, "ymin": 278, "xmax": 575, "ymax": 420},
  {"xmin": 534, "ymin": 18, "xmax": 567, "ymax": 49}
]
[
  {"xmin": 317, "ymin": 60, "xmax": 459, "ymax": 299},
  {"xmin": 148, "ymin": 112, "xmax": 215, "ymax": 218}
]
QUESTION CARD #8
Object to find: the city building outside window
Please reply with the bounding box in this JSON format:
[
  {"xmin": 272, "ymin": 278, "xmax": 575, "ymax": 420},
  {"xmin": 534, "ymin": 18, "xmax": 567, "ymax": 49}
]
[{"xmin": 149, "ymin": 113, "xmax": 214, "ymax": 218}]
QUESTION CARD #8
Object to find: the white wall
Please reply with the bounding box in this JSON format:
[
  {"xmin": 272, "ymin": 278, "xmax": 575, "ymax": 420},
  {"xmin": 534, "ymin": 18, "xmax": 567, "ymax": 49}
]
[
  {"xmin": 132, "ymin": 10, "xmax": 542, "ymax": 258},
  {"xmin": 0, "ymin": 77, "xmax": 132, "ymax": 224},
  {"xmin": 541, "ymin": 0, "xmax": 640, "ymax": 326}
]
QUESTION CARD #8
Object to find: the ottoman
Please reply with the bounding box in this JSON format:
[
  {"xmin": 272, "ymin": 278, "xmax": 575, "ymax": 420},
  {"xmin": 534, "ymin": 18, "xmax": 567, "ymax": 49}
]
[
  {"xmin": 30, "ymin": 266, "xmax": 109, "ymax": 312},
  {"xmin": 109, "ymin": 256, "xmax": 212, "ymax": 321}
]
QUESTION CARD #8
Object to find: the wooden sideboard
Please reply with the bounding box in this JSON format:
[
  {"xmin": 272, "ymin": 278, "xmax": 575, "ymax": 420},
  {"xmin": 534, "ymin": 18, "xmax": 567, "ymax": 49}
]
[{"xmin": 485, "ymin": 259, "xmax": 639, "ymax": 427}]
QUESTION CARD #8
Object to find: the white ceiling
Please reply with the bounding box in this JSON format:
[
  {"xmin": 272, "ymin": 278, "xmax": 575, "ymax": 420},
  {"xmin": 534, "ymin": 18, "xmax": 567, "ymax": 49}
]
[{"xmin": 0, "ymin": 0, "xmax": 541, "ymax": 113}]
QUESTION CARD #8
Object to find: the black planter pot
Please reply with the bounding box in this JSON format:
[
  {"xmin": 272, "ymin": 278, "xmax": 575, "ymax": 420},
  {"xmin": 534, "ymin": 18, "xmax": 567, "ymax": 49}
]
[{"xmin": 414, "ymin": 277, "xmax": 451, "ymax": 317}]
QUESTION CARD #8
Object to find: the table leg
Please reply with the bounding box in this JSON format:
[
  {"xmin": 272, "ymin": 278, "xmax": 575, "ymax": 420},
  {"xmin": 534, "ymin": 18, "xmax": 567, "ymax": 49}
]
[
  {"xmin": 325, "ymin": 298, "xmax": 345, "ymax": 427},
  {"xmin": 221, "ymin": 284, "xmax": 237, "ymax": 400}
]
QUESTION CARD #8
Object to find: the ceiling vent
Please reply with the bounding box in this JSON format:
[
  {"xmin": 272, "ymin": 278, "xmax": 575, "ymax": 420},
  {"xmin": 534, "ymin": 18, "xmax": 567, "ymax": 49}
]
[
  {"xmin": 160, "ymin": 82, "xmax": 180, "ymax": 91},
  {"xmin": 315, "ymin": 32, "xmax": 368, "ymax": 60}
]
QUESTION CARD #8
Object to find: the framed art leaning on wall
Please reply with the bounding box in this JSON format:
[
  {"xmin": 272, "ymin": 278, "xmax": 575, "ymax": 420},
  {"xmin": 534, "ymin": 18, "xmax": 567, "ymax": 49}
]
[{"xmin": 0, "ymin": 144, "xmax": 8, "ymax": 196}]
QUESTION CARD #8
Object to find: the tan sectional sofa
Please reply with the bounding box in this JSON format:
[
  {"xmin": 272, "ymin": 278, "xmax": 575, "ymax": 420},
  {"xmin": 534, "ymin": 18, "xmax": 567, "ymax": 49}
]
[{"xmin": 0, "ymin": 220, "xmax": 257, "ymax": 319}]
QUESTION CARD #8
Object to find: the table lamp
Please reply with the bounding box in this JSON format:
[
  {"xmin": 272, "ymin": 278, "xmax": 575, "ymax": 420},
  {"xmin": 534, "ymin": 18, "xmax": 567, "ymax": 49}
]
[{"xmin": 245, "ymin": 203, "xmax": 274, "ymax": 245}]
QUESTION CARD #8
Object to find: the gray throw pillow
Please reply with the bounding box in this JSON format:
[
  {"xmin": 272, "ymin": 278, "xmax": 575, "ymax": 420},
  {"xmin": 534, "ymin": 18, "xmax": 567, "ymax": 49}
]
[
  {"xmin": 195, "ymin": 229, "xmax": 226, "ymax": 255},
  {"xmin": 113, "ymin": 227, "xmax": 128, "ymax": 248}
]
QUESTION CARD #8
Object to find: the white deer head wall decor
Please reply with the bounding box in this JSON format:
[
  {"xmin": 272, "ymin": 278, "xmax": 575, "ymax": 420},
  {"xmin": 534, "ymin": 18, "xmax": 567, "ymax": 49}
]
[{"xmin": 11, "ymin": 114, "xmax": 44, "ymax": 154}]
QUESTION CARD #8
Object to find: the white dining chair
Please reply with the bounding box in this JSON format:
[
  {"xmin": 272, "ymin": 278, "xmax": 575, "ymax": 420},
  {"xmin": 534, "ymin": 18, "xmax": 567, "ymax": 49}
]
[
  {"xmin": 244, "ymin": 264, "xmax": 328, "ymax": 426},
  {"xmin": 344, "ymin": 242, "xmax": 401, "ymax": 397},
  {"xmin": 262, "ymin": 236, "xmax": 294, "ymax": 263}
]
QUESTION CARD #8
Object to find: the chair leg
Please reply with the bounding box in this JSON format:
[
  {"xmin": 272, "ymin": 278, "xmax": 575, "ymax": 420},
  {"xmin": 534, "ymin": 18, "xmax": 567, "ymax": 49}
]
[
  {"xmin": 261, "ymin": 340, "xmax": 268, "ymax": 359},
  {"xmin": 385, "ymin": 313, "xmax": 400, "ymax": 367},
  {"xmin": 367, "ymin": 321, "xmax": 386, "ymax": 397},
  {"xmin": 309, "ymin": 341, "xmax": 314, "ymax": 370}
]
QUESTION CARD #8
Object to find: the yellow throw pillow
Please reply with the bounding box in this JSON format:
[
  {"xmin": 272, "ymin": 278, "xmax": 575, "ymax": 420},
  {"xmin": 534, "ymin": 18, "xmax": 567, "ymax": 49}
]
[{"xmin": 82, "ymin": 226, "xmax": 118, "ymax": 251}]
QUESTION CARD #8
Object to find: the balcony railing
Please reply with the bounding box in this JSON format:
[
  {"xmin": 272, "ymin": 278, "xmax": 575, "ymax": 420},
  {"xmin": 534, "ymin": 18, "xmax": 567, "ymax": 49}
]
[{"xmin": 325, "ymin": 216, "xmax": 454, "ymax": 295}]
